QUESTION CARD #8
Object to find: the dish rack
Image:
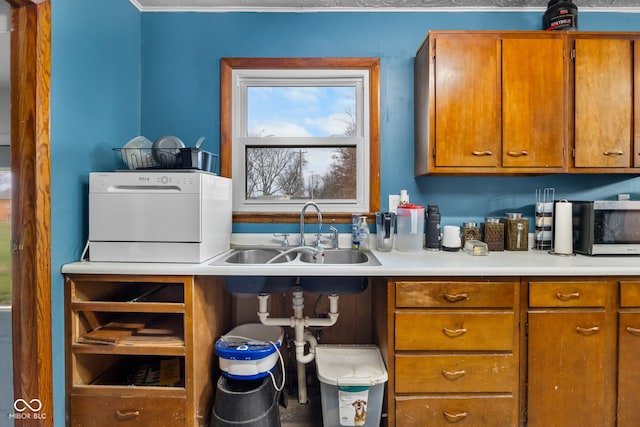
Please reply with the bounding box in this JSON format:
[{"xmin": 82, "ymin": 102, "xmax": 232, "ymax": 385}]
[{"xmin": 113, "ymin": 147, "xmax": 219, "ymax": 173}]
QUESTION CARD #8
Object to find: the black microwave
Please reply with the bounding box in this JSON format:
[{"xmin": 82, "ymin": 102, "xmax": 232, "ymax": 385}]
[{"xmin": 571, "ymin": 200, "xmax": 640, "ymax": 255}]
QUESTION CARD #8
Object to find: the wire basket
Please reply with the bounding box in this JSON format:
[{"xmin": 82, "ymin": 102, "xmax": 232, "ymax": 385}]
[{"xmin": 113, "ymin": 147, "xmax": 219, "ymax": 173}]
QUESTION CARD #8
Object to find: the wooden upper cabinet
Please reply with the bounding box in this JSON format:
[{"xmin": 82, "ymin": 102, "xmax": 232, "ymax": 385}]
[
  {"xmin": 573, "ymin": 37, "xmax": 634, "ymax": 170},
  {"xmin": 433, "ymin": 35, "xmax": 501, "ymax": 169},
  {"xmin": 416, "ymin": 30, "xmax": 640, "ymax": 176},
  {"xmin": 502, "ymin": 37, "xmax": 566, "ymax": 170}
]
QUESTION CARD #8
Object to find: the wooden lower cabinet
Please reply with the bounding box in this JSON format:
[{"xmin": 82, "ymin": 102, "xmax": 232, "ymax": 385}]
[
  {"xmin": 618, "ymin": 281, "xmax": 640, "ymax": 426},
  {"xmin": 384, "ymin": 278, "xmax": 521, "ymax": 426},
  {"xmin": 64, "ymin": 275, "xmax": 231, "ymax": 427}
]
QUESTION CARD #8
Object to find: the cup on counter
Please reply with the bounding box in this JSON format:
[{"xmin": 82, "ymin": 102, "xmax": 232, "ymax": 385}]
[
  {"xmin": 442, "ymin": 225, "xmax": 462, "ymax": 251},
  {"xmin": 376, "ymin": 211, "xmax": 396, "ymax": 252}
]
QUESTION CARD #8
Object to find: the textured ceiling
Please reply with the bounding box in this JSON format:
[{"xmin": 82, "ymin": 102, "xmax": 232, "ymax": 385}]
[{"xmin": 129, "ymin": 0, "xmax": 640, "ymax": 12}]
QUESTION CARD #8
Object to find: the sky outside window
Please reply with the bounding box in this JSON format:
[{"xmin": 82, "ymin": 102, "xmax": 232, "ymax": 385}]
[{"xmin": 247, "ymin": 86, "xmax": 356, "ymax": 137}]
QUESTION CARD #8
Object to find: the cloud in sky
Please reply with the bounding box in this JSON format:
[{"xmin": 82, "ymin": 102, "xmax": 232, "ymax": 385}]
[{"xmin": 248, "ymin": 86, "xmax": 355, "ymax": 137}]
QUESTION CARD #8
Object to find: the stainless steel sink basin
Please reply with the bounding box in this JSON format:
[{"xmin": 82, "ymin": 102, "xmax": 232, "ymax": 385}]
[
  {"xmin": 210, "ymin": 246, "xmax": 379, "ymax": 294},
  {"xmin": 299, "ymin": 249, "xmax": 374, "ymax": 264},
  {"xmin": 223, "ymin": 248, "xmax": 293, "ymax": 264}
]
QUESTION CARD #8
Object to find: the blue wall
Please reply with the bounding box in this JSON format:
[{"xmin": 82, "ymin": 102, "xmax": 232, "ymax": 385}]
[
  {"xmin": 140, "ymin": 11, "xmax": 640, "ymax": 234},
  {"xmin": 51, "ymin": 1, "xmax": 141, "ymax": 424},
  {"xmin": 49, "ymin": 3, "xmax": 640, "ymax": 425}
]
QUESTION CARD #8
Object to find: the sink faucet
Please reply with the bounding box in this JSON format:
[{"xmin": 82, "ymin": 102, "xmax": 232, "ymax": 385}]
[{"xmin": 300, "ymin": 201, "xmax": 322, "ymax": 247}]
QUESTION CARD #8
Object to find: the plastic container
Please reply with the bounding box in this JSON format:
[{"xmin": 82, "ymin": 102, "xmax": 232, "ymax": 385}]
[
  {"xmin": 396, "ymin": 204, "xmax": 424, "ymax": 252},
  {"xmin": 210, "ymin": 372, "xmax": 281, "ymax": 427},
  {"xmin": 215, "ymin": 323, "xmax": 284, "ymax": 380},
  {"xmin": 315, "ymin": 345, "xmax": 388, "ymax": 427},
  {"xmin": 543, "ymin": 0, "xmax": 578, "ymax": 31}
]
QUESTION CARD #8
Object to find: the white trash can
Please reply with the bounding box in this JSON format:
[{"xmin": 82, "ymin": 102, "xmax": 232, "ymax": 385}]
[{"xmin": 315, "ymin": 344, "xmax": 388, "ymax": 427}]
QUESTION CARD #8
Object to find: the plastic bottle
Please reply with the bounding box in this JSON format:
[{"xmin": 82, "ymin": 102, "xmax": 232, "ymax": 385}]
[
  {"xmin": 358, "ymin": 216, "xmax": 370, "ymax": 251},
  {"xmin": 399, "ymin": 189, "xmax": 409, "ymax": 206}
]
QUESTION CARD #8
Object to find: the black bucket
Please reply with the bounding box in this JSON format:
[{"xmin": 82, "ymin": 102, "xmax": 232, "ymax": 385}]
[
  {"xmin": 210, "ymin": 369, "xmax": 281, "ymax": 427},
  {"xmin": 543, "ymin": 0, "xmax": 578, "ymax": 31}
]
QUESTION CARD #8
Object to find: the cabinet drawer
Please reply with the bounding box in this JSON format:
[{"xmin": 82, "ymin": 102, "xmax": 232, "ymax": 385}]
[
  {"xmin": 70, "ymin": 394, "xmax": 187, "ymax": 426},
  {"xmin": 620, "ymin": 281, "xmax": 640, "ymax": 307},
  {"xmin": 395, "ymin": 312, "xmax": 514, "ymax": 351},
  {"xmin": 396, "ymin": 280, "xmax": 515, "ymax": 308},
  {"xmin": 529, "ymin": 281, "xmax": 607, "ymax": 307},
  {"xmin": 395, "ymin": 354, "xmax": 517, "ymax": 393},
  {"xmin": 395, "ymin": 396, "xmax": 516, "ymax": 427}
]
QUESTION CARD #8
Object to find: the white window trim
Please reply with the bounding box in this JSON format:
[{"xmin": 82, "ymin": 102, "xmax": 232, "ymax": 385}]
[{"xmin": 231, "ymin": 68, "xmax": 371, "ymax": 213}]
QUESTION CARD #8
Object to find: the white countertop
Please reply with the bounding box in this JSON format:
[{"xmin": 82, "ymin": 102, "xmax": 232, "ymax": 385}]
[{"xmin": 61, "ymin": 234, "xmax": 640, "ymax": 277}]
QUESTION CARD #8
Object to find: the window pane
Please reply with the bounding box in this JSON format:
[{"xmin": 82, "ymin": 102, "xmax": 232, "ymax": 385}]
[
  {"xmin": 246, "ymin": 146, "xmax": 356, "ymax": 200},
  {"xmin": 247, "ymin": 86, "xmax": 356, "ymax": 137}
]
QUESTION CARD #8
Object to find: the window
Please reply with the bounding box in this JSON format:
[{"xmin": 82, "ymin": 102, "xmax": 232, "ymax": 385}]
[{"xmin": 221, "ymin": 58, "xmax": 380, "ymax": 223}]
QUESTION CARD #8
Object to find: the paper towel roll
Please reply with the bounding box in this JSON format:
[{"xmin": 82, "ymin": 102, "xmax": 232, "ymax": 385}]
[{"xmin": 554, "ymin": 200, "xmax": 573, "ymax": 255}]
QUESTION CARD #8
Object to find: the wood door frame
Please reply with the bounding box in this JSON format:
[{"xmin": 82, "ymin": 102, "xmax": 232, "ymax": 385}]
[{"xmin": 7, "ymin": 0, "xmax": 52, "ymax": 425}]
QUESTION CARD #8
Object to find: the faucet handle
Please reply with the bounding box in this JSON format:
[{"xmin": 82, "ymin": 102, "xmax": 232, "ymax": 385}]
[
  {"xmin": 329, "ymin": 226, "xmax": 339, "ymax": 249},
  {"xmin": 273, "ymin": 233, "xmax": 290, "ymax": 247}
]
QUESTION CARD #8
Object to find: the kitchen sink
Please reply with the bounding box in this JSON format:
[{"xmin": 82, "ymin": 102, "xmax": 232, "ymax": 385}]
[
  {"xmin": 224, "ymin": 248, "xmax": 294, "ymax": 264},
  {"xmin": 211, "ymin": 246, "xmax": 379, "ymax": 294},
  {"xmin": 299, "ymin": 249, "xmax": 372, "ymax": 264}
]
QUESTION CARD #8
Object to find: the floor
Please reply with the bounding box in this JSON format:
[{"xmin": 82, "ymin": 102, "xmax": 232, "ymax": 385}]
[{"xmin": 279, "ymin": 382, "xmax": 323, "ymax": 427}]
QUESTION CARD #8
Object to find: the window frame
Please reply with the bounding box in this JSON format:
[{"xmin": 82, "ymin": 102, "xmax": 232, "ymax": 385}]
[{"xmin": 221, "ymin": 58, "xmax": 380, "ymax": 224}]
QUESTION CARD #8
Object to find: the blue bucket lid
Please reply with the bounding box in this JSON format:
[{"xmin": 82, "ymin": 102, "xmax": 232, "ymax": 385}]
[{"xmin": 215, "ymin": 337, "xmax": 280, "ymax": 361}]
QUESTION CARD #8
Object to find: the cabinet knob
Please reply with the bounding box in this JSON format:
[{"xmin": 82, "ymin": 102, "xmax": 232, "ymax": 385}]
[
  {"xmin": 471, "ymin": 150, "xmax": 493, "ymax": 156},
  {"xmin": 115, "ymin": 410, "xmax": 141, "ymax": 421},
  {"xmin": 442, "ymin": 327, "xmax": 467, "ymax": 338},
  {"xmin": 443, "ymin": 411, "xmax": 469, "ymax": 423},
  {"xmin": 443, "ymin": 293, "xmax": 469, "ymax": 303},
  {"xmin": 626, "ymin": 326, "xmax": 640, "ymax": 336},
  {"xmin": 507, "ymin": 150, "xmax": 528, "ymax": 157},
  {"xmin": 441, "ymin": 369, "xmax": 466, "ymax": 380},
  {"xmin": 603, "ymin": 150, "xmax": 624, "ymax": 156},
  {"xmin": 556, "ymin": 292, "xmax": 580, "ymax": 301},
  {"xmin": 576, "ymin": 326, "xmax": 600, "ymax": 336}
]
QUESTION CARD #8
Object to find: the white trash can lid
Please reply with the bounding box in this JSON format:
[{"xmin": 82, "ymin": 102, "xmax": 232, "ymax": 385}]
[{"xmin": 315, "ymin": 344, "xmax": 388, "ymax": 387}]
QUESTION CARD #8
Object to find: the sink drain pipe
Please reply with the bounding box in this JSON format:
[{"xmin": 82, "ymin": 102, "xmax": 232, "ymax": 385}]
[{"xmin": 257, "ymin": 287, "xmax": 339, "ymax": 403}]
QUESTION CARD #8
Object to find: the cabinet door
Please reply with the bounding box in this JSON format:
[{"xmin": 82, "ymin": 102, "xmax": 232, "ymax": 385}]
[
  {"xmin": 502, "ymin": 37, "xmax": 566, "ymax": 169},
  {"xmin": 527, "ymin": 311, "xmax": 611, "ymax": 427},
  {"xmin": 618, "ymin": 312, "xmax": 640, "ymax": 426},
  {"xmin": 434, "ymin": 36, "xmax": 500, "ymax": 169},
  {"xmin": 574, "ymin": 38, "xmax": 633, "ymax": 168}
]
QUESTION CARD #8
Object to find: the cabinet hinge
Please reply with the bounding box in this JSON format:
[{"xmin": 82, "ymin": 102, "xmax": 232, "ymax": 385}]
[
  {"xmin": 432, "ymin": 144, "xmax": 436, "ymax": 158},
  {"xmin": 572, "ymin": 147, "xmax": 576, "ymax": 158},
  {"xmin": 570, "ymin": 47, "xmax": 576, "ymax": 61}
]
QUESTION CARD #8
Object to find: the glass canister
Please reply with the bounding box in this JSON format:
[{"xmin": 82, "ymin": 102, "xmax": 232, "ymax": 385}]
[
  {"xmin": 462, "ymin": 222, "xmax": 480, "ymax": 246},
  {"xmin": 482, "ymin": 217, "xmax": 505, "ymax": 252},
  {"xmin": 503, "ymin": 213, "xmax": 529, "ymax": 251}
]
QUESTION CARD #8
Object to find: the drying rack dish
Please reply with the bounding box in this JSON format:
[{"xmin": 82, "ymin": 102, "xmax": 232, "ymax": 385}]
[{"xmin": 113, "ymin": 147, "xmax": 219, "ymax": 173}]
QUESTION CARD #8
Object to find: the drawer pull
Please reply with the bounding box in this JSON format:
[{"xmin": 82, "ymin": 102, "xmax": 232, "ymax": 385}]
[
  {"xmin": 443, "ymin": 411, "xmax": 469, "ymax": 423},
  {"xmin": 603, "ymin": 150, "xmax": 624, "ymax": 156},
  {"xmin": 507, "ymin": 150, "xmax": 528, "ymax": 157},
  {"xmin": 471, "ymin": 150, "xmax": 493, "ymax": 156},
  {"xmin": 443, "ymin": 327, "xmax": 467, "ymax": 338},
  {"xmin": 441, "ymin": 369, "xmax": 466, "ymax": 380},
  {"xmin": 115, "ymin": 410, "xmax": 140, "ymax": 421},
  {"xmin": 626, "ymin": 326, "xmax": 640, "ymax": 336},
  {"xmin": 556, "ymin": 292, "xmax": 580, "ymax": 301},
  {"xmin": 443, "ymin": 293, "xmax": 469, "ymax": 303},
  {"xmin": 576, "ymin": 326, "xmax": 600, "ymax": 336}
]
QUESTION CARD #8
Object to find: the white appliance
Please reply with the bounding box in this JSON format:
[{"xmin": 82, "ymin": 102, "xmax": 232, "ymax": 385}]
[{"xmin": 89, "ymin": 171, "xmax": 232, "ymax": 263}]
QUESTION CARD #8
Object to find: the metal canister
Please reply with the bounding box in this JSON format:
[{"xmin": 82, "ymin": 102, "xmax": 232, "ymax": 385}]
[
  {"xmin": 503, "ymin": 213, "xmax": 529, "ymax": 251},
  {"xmin": 482, "ymin": 217, "xmax": 505, "ymax": 252}
]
